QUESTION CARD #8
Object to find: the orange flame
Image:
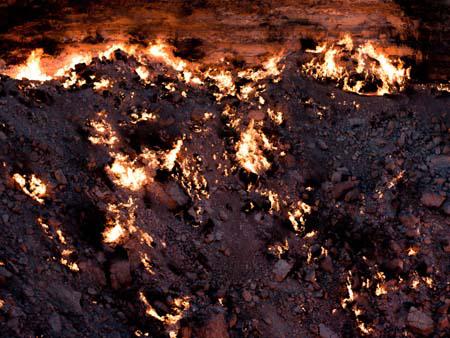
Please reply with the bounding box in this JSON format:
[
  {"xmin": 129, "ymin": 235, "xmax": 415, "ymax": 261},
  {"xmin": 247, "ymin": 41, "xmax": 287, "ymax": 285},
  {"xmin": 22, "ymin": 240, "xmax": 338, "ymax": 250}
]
[
  {"xmin": 236, "ymin": 120, "xmax": 274, "ymax": 175},
  {"xmin": 12, "ymin": 173, "xmax": 47, "ymax": 203},
  {"xmin": 12, "ymin": 49, "xmax": 52, "ymax": 81},
  {"xmin": 304, "ymin": 35, "xmax": 410, "ymax": 95}
]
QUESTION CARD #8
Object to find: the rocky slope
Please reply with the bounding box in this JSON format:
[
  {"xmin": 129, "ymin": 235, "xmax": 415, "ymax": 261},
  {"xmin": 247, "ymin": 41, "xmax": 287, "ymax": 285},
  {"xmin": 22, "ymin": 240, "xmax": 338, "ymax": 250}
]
[{"xmin": 0, "ymin": 42, "xmax": 448, "ymax": 337}]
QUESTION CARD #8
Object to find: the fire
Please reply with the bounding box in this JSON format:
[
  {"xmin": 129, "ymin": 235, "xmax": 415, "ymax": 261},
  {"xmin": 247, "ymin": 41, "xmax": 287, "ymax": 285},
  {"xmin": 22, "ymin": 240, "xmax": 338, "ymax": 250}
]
[
  {"xmin": 93, "ymin": 78, "xmax": 112, "ymax": 91},
  {"xmin": 303, "ymin": 35, "xmax": 410, "ymax": 95},
  {"xmin": 341, "ymin": 271, "xmax": 355, "ymax": 308},
  {"xmin": 107, "ymin": 154, "xmax": 148, "ymax": 191},
  {"xmin": 12, "ymin": 173, "xmax": 47, "ymax": 204},
  {"xmin": 3, "ymin": 38, "xmax": 286, "ymax": 105},
  {"xmin": 207, "ymin": 69, "xmax": 236, "ymax": 100},
  {"xmin": 12, "ymin": 49, "xmax": 52, "ymax": 81},
  {"xmin": 103, "ymin": 198, "xmax": 137, "ymax": 245},
  {"xmin": 139, "ymin": 291, "xmax": 190, "ymax": 338},
  {"xmin": 37, "ymin": 217, "xmax": 79, "ymax": 272},
  {"xmin": 267, "ymin": 108, "xmax": 284, "ymax": 125},
  {"xmin": 238, "ymin": 55, "xmax": 284, "ymax": 82},
  {"xmin": 60, "ymin": 249, "xmax": 80, "ymax": 272},
  {"xmin": 175, "ymin": 154, "xmax": 209, "ymax": 200},
  {"xmin": 88, "ymin": 113, "xmax": 119, "ymax": 146},
  {"xmin": 136, "ymin": 66, "xmax": 150, "ymax": 81},
  {"xmin": 147, "ymin": 41, "xmax": 186, "ymax": 72},
  {"xmin": 236, "ymin": 120, "xmax": 274, "ymax": 175},
  {"xmin": 103, "ymin": 223, "xmax": 126, "ymax": 244},
  {"xmin": 54, "ymin": 53, "xmax": 93, "ymax": 77},
  {"xmin": 287, "ymin": 201, "xmax": 312, "ymax": 231},
  {"xmin": 162, "ymin": 139, "xmax": 183, "ymax": 171}
]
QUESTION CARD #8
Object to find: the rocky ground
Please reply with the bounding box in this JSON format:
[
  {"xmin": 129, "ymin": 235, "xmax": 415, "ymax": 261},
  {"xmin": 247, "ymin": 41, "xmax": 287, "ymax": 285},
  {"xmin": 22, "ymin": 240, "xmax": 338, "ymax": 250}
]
[{"xmin": 0, "ymin": 41, "xmax": 449, "ymax": 338}]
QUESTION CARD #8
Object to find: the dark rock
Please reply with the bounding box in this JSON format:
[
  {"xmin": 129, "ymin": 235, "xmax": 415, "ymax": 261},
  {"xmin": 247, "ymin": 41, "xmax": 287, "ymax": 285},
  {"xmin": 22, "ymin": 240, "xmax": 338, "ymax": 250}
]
[
  {"xmin": 421, "ymin": 192, "xmax": 445, "ymax": 208},
  {"xmin": 441, "ymin": 200, "xmax": 450, "ymax": 215},
  {"xmin": 242, "ymin": 290, "xmax": 252, "ymax": 302},
  {"xmin": 194, "ymin": 313, "xmax": 229, "ymax": 338},
  {"xmin": 48, "ymin": 312, "xmax": 62, "ymax": 333},
  {"xmin": 319, "ymin": 324, "xmax": 339, "ymax": 338},
  {"xmin": 51, "ymin": 284, "xmax": 82, "ymax": 315},
  {"xmin": 320, "ymin": 256, "xmax": 334, "ymax": 273},
  {"xmin": 332, "ymin": 180, "xmax": 359, "ymax": 199},
  {"xmin": 399, "ymin": 213, "xmax": 419, "ymax": 227},
  {"xmin": 429, "ymin": 155, "xmax": 450, "ymax": 170},
  {"xmin": 407, "ymin": 307, "xmax": 434, "ymax": 336},
  {"xmin": 110, "ymin": 260, "xmax": 132, "ymax": 290},
  {"xmin": 54, "ymin": 169, "xmax": 67, "ymax": 185},
  {"xmin": 0, "ymin": 266, "xmax": 13, "ymax": 286},
  {"xmin": 273, "ymin": 259, "xmax": 293, "ymax": 282},
  {"xmin": 78, "ymin": 260, "xmax": 107, "ymax": 286}
]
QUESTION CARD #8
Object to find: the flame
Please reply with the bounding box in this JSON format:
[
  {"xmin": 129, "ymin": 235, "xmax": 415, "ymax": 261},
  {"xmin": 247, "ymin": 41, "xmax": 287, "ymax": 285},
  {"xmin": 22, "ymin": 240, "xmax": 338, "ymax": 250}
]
[
  {"xmin": 54, "ymin": 53, "xmax": 93, "ymax": 77},
  {"xmin": 267, "ymin": 108, "xmax": 284, "ymax": 125},
  {"xmin": 341, "ymin": 271, "xmax": 355, "ymax": 308},
  {"xmin": 12, "ymin": 49, "xmax": 52, "ymax": 81},
  {"xmin": 147, "ymin": 41, "xmax": 186, "ymax": 72},
  {"xmin": 12, "ymin": 173, "xmax": 47, "ymax": 203},
  {"xmin": 303, "ymin": 35, "xmax": 410, "ymax": 95},
  {"xmin": 139, "ymin": 291, "xmax": 190, "ymax": 338},
  {"xmin": 236, "ymin": 120, "xmax": 274, "ymax": 175},
  {"xmin": 238, "ymin": 55, "xmax": 284, "ymax": 82},
  {"xmin": 107, "ymin": 153, "xmax": 148, "ymax": 191},
  {"xmin": 103, "ymin": 223, "xmax": 126, "ymax": 244},
  {"xmin": 162, "ymin": 139, "xmax": 183, "ymax": 171},
  {"xmin": 88, "ymin": 112, "xmax": 119, "ymax": 147},
  {"xmin": 175, "ymin": 153, "xmax": 209, "ymax": 200},
  {"xmin": 136, "ymin": 66, "xmax": 150, "ymax": 81},
  {"xmin": 207, "ymin": 69, "xmax": 236, "ymax": 100},
  {"xmin": 60, "ymin": 249, "xmax": 80, "ymax": 272},
  {"xmin": 93, "ymin": 78, "xmax": 112, "ymax": 91},
  {"xmin": 287, "ymin": 201, "xmax": 312, "ymax": 231},
  {"xmin": 37, "ymin": 217, "xmax": 79, "ymax": 272},
  {"xmin": 103, "ymin": 198, "xmax": 136, "ymax": 245}
]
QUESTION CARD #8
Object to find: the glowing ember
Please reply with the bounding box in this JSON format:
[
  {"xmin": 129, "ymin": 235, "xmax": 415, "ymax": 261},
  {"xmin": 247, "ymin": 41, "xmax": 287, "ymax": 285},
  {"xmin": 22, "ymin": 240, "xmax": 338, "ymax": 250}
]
[
  {"xmin": 103, "ymin": 223, "xmax": 126, "ymax": 244},
  {"xmin": 147, "ymin": 41, "xmax": 186, "ymax": 72},
  {"xmin": 88, "ymin": 114, "xmax": 119, "ymax": 147},
  {"xmin": 207, "ymin": 69, "xmax": 236, "ymax": 100},
  {"xmin": 60, "ymin": 249, "xmax": 80, "ymax": 272},
  {"xmin": 267, "ymin": 108, "xmax": 284, "ymax": 125},
  {"xmin": 93, "ymin": 78, "xmax": 112, "ymax": 91},
  {"xmin": 287, "ymin": 201, "xmax": 312, "ymax": 231},
  {"xmin": 12, "ymin": 49, "xmax": 52, "ymax": 81},
  {"xmin": 54, "ymin": 53, "xmax": 93, "ymax": 77},
  {"xmin": 136, "ymin": 66, "xmax": 150, "ymax": 81},
  {"xmin": 107, "ymin": 154, "xmax": 148, "ymax": 191},
  {"xmin": 236, "ymin": 120, "xmax": 274, "ymax": 175},
  {"xmin": 139, "ymin": 291, "xmax": 190, "ymax": 338},
  {"xmin": 162, "ymin": 139, "xmax": 183, "ymax": 171},
  {"xmin": 103, "ymin": 198, "xmax": 137, "ymax": 245},
  {"xmin": 12, "ymin": 173, "xmax": 47, "ymax": 204},
  {"xmin": 303, "ymin": 35, "xmax": 410, "ymax": 95}
]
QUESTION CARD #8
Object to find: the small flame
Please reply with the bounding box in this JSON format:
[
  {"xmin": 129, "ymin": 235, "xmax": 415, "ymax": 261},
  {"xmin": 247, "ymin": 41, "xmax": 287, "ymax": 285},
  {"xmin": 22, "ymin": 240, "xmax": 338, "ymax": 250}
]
[
  {"xmin": 287, "ymin": 201, "xmax": 312, "ymax": 231},
  {"xmin": 303, "ymin": 35, "xmax": 410, "ymax": 95},
  {"xmin": 93, "ymin": 78, "xmax": 112, "ymax": 91},
  {"xmin": 139, "ymin": 291, "xmax": 190, "ymax": 338},
  {"xmin": 236, "ymin": 120, "xmax": 274, "ymax": 175},
  {"xmin": 147, "ymin": 41, "xmax": 186, "ymax": 72},
  {"xmin": 162, "ymin": 140, "xmax": 183, "ymax": 171},
  {"xmin": 267, "ymin": 108, "xmax": 284, "ymax": 125},
  {"xmin": 103, "ymin": 198, "xmax": 136, "ymax": 245},
  {"xmin": 107, "ymin": 153, "xmax": 148, "ymax": 191},
  {"xmin": 103, "ymin": 223, "xmax": 126, "ymax": 244},
  {"xmin": 12, "ymin": 173, "xmax": 47, "ymax": 203},
  {"xmin": 13, "ymin": 49, "xmax": 52, "ymax": 81},
  {"xmin": 136, "ymin": 66, "xmax": 150, "ymax": 81}
]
